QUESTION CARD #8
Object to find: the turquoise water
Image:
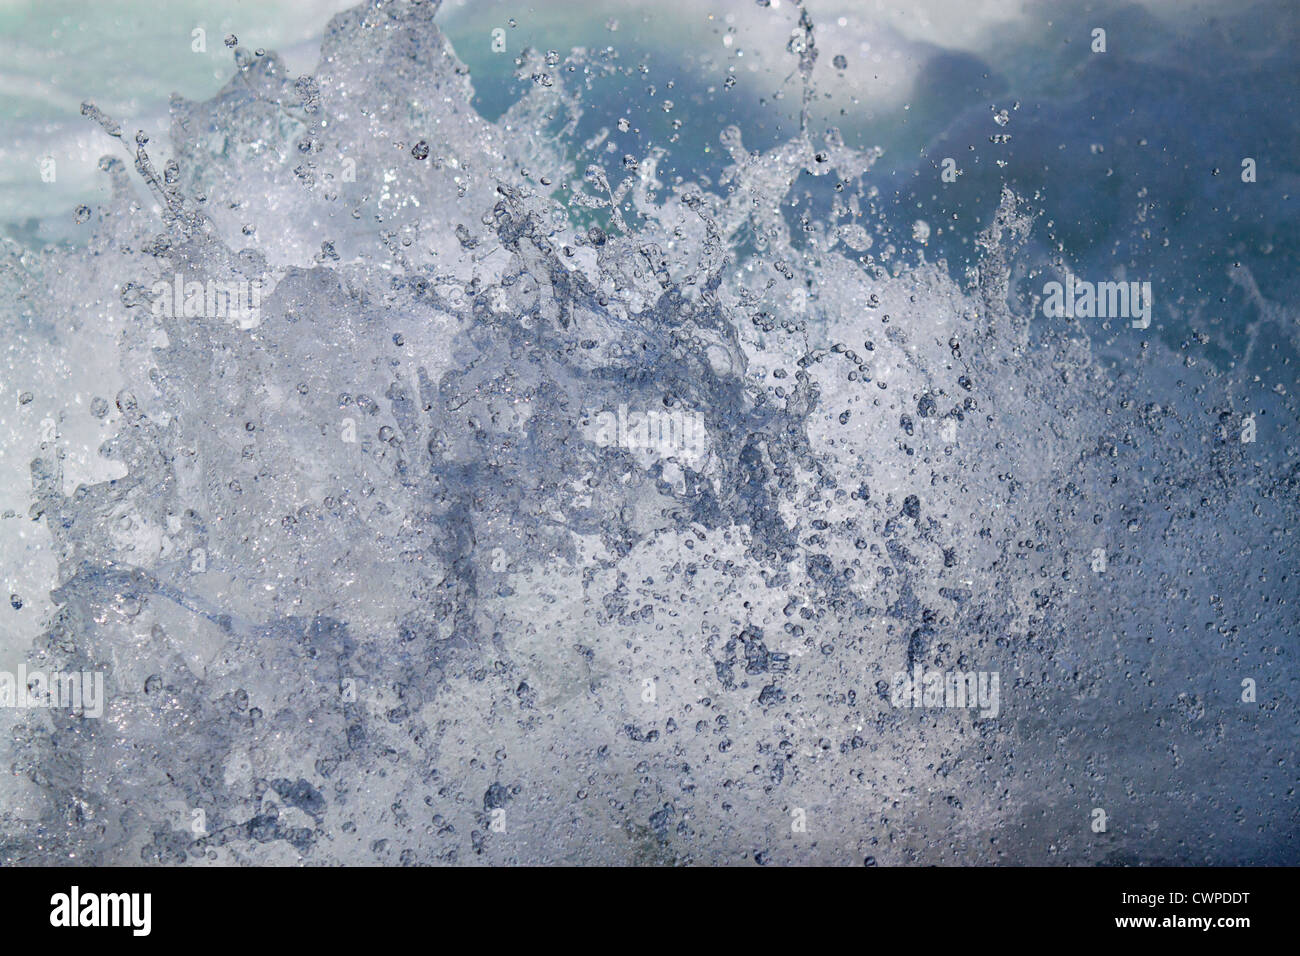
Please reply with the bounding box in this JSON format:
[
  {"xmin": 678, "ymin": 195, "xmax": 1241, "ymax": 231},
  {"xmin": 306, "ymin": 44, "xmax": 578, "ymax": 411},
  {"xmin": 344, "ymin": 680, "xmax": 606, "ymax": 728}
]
[{"xmin": 5, "ymin": 0, "xmax": 1295, "ymax": 353}]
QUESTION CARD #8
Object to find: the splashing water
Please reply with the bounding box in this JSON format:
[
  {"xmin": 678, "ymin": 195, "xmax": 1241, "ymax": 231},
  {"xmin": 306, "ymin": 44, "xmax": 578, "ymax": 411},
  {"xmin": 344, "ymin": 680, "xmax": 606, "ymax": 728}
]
[{"xmin": 1, "ymin": 0, "xmax": 1296, "ymax": 865}]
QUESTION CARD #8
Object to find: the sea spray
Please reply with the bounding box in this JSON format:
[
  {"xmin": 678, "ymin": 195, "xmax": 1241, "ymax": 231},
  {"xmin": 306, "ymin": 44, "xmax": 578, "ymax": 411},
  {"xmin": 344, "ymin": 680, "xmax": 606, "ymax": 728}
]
[{"xmin": 0, "ymin": 0, "xmax": 1293, "ymax": 866}]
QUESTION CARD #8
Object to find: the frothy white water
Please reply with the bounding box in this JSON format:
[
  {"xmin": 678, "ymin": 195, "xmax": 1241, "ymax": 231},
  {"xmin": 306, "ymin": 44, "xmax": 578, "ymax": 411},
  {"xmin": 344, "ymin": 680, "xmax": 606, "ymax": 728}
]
[{"xmin": 0, "ymin": 0, "xmax": 1294, "ymax": 865}]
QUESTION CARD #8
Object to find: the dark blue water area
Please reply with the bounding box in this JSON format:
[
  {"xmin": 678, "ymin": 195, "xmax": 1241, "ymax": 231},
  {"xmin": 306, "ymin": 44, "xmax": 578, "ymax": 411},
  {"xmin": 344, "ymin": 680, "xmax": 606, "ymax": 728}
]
[{"xmin": 879, "ymin": 1, "xmax": 1298, "ymax": 366}]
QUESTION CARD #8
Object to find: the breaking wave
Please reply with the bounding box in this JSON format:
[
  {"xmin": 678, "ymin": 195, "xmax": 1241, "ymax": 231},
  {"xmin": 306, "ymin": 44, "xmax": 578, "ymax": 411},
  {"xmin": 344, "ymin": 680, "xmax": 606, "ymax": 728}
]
[{"xmin": 1, "ymin": 0, "xmax": 1296, "ymax": 865}]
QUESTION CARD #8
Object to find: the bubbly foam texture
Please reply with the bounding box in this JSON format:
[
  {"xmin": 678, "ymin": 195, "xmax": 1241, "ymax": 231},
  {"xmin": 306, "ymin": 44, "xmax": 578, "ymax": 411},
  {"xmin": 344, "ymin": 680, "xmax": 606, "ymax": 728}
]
[{"xmin": 0, "ymin": 0, "xmax": 1294, "ymax": 865}]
